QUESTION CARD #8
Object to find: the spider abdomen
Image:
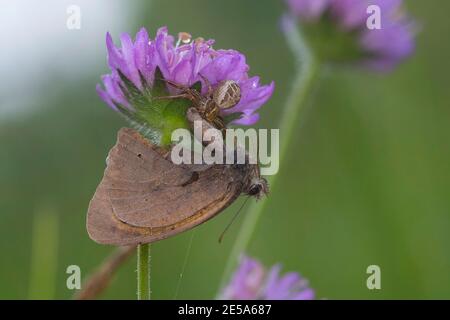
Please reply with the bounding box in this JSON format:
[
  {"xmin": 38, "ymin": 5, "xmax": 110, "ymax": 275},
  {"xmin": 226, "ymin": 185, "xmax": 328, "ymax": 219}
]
[{"xmin": 213, "ymin": 80, "xmax": 241, "ymax": 110}]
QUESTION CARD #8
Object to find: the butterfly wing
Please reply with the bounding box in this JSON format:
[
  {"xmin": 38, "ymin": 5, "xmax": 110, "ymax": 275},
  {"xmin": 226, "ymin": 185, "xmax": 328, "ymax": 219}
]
[{"xmin": 87, "ymin": 127, "xmax": 245, "ymax": 245}]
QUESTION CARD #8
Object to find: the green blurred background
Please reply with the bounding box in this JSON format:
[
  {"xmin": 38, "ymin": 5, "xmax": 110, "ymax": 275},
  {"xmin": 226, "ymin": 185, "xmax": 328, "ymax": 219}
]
[{"xmin": 1, "ymin": 0, "xmax": 449, "ymax": 299}]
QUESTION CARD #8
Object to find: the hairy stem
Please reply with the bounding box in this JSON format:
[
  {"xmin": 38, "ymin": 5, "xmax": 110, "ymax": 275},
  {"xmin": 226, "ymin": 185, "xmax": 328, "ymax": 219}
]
[
  {"xmin": 219, "ymin": 20, "xmax": 321, "ymax": 291},
  {"xmin": 137, "ymin": 244, "xmax": 151, "ymax": 300}
]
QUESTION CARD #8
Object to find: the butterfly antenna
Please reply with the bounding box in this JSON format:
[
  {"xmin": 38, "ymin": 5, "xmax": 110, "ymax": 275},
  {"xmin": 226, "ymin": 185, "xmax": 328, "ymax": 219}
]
[{"xmin": 218, "ymin": 196, "xmax": 251, "ymax": 243}]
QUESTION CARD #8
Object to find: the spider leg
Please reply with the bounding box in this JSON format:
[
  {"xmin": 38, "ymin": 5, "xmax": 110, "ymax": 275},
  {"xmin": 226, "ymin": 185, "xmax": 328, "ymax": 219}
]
[
  {"xmin": 155, "ymin": 78, "xmax": 189, "ymax": 91},
  {"xmin": 199, "ymin": 73, "xmax": 213, "ymax": 96},
  {"xmin": 212, "ymin": 117, "xmax": 226, "ymax": 136},
  {"xmin": 153, "ymin": 94, "xmax": 192, "ymax": 101}
]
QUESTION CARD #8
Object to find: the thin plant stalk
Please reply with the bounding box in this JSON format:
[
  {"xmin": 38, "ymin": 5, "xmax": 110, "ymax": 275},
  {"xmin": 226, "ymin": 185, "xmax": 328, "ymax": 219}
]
[
  {"xmin": 137, "ymin": 243, "xmax": 151, "ymax": 300},
  {"xmin": 219, "ymin": 21, "xmax": 321, "ymax": 290}
]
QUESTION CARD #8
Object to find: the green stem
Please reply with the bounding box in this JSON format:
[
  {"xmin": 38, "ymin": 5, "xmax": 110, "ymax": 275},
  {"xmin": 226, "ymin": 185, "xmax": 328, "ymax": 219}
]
[
  {"xmin": 137, "ymin": 244, "xmax": 151, "ymax": 300},
  {"xmin": 218, "ymin": 22, "xmax": 321, "ymax": 291}
]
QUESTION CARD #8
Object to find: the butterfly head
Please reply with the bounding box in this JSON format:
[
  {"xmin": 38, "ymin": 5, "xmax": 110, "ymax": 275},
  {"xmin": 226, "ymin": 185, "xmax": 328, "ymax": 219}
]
[{"xmin": 246, "ymin": 176, "xmax": 269, "ymax": 199}]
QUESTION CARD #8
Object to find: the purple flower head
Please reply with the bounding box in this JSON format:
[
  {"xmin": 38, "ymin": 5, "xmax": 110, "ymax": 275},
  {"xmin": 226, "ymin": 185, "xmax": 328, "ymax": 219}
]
[
  {"xmin": 220, "ymin": 256, "xmax": 315, "ymax": 300},
  {"xmin": 285, "ymin": 0, "xmax": 416, "ymax": 71},
  {"xmin": 97, "ymin": 27, "xmax": 274, "ymax": 126}
]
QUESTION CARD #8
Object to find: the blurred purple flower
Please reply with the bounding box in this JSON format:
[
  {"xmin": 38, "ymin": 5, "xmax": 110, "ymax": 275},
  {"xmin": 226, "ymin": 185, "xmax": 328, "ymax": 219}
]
[
  {"xmin": 220, "ymin": 256, "xmax": 315, "ymax": 300},
  {"xmin": 285, "ymin": 0, "xmax": 415, "ymax": 71},
  {"xmin": 286, "ymin": 0, "xmax": 330, "ymax": 21},
  {"xmin": 96, "ymin": 26, "xmax": 274, "ymax": 125}
]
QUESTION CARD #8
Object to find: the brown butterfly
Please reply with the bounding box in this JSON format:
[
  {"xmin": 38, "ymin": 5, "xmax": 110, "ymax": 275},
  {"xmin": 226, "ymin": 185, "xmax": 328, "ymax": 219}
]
[{"xmin": 87, "ymin": 108, "xmax": 268, "ymax": 245}]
